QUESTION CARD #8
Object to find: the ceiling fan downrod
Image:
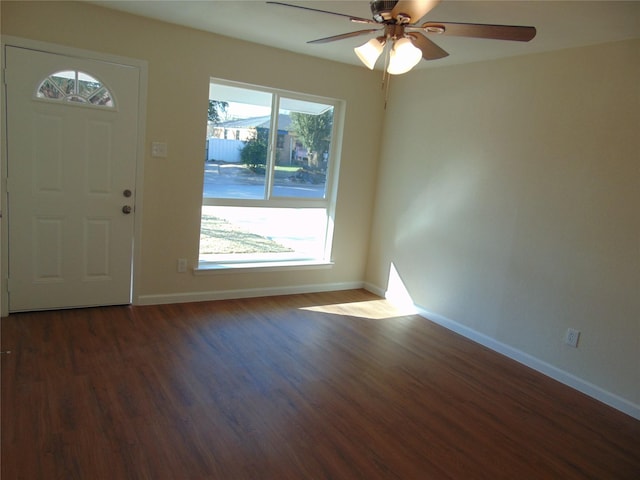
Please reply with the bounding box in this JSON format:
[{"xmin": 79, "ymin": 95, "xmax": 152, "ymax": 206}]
[{"xmin": 384, "ymin": 23, "xmax": 406, "ymax": 41}]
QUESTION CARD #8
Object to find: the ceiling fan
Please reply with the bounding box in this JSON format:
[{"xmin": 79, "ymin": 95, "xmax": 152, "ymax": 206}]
[{"xmin": 267, "ymin": 0, "xmax": 536, "ymax": 74}]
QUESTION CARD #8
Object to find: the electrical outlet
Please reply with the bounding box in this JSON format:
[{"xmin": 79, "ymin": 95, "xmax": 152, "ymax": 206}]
[
  {"xmin": 564, "ymin": 328, "xmax": 580, "ymax": 348},
  {"xmin": 177, "ymin": 258, "xmax": 187, "ymax": 273}
]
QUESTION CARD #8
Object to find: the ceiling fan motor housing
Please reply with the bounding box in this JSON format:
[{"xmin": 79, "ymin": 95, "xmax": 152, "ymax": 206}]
[{"xmin": 370, "ymin": 0, "xmax": 399, "ymax": 23}]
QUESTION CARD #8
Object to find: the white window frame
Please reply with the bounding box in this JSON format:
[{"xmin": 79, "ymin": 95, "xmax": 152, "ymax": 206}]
[{"xmin": 197, "ymin": 78, "xmax": 345, "ymax": 272}]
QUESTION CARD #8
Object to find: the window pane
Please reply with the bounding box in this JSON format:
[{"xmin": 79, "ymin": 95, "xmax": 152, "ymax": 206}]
[
  {"xmin": 77, "ymin": 76, "xmax": 101, "ymax": 97},
  {"xmin": 50, "ymin": 71, "xmax": 76, "ymax": 95},
  {"xmin": 36, "ymin": 70, "xmax": 114, "ymax": 108},
  {"xmin": 200, "ymin": 206, "xmax": 328, "ymax": 262},
  {"xmin": 204, "ymin": 84, "xmax": 272, "ymax": 200},
  {"xmin": 37, "ymin": 78, "xmax": 64, "ymax": 99},
  {"xmin": 88, "ymin": 88, "xmax": 114, "ymax": 106},
  {"xmin": 272, "ymin": 99, "xmax": 333, "ymax": 199}
]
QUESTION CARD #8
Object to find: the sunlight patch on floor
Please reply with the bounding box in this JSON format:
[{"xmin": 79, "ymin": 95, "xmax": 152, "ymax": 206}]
[
  {"xmin": 301, "ymin": 298, "xmax": 416, "ymax": 320},
  {"xmin": 300, "ymin": 264, "xmax": 417, "ymax": 320}
]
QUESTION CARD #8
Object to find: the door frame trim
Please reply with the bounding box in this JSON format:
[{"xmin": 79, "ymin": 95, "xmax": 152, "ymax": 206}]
[{"xmin": 1, "ymin": 35, "xmax": 148, "ymax": 316}]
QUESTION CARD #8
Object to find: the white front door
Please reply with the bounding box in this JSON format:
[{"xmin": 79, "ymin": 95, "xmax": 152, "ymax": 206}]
[{"xmin": 5, "ymin": 46, "xmax": 141, "ymax": 311}]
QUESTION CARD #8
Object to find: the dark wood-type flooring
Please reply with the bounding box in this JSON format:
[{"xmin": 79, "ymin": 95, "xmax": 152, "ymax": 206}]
[{"xmin": 2, "ymin": 289, "xmax": 639, "ymax": 479}]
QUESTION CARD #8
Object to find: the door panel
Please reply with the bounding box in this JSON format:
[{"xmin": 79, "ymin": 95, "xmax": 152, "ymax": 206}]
[{"xmin": 5, "ymin": 46, "xmax": 140, "ymax": 311}]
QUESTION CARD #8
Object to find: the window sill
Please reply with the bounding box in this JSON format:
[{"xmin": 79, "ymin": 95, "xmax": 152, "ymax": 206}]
[{"xmin": 194, "ymin": 259, "xmax": 334, "ymax": 275}]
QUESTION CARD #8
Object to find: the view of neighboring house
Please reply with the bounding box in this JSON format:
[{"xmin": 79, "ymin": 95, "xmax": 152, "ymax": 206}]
[{"xmin": 206, "ymin": 113, "xmax": 309, "ymax": 166}]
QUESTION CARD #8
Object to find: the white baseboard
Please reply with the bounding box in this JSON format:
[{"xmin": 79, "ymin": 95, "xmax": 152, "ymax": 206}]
[
  {"xmin": 363, "ymin": 282, "xmax": 386, "ymax": 298},
  {"xmin": 135, "ymin": 281, "xmax": 364, "ymax": 306},
  {"xmin": 412, "ymin": 305, "xmax": 640, "ymax": 421}
]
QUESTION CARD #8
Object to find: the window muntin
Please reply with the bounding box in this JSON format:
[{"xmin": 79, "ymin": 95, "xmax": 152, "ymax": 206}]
[
  {"xmin": 200, "ymin": 79, "xmax": 341, "ymax": 265},
  {"xmin": 36, "ymin": 70, "xmax": 115, "ymax": 107}
]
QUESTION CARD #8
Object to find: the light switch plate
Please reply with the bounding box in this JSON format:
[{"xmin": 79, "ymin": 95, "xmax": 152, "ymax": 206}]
[{"xmin": 151, "ymin": 142, "xmax": 168, "ymax": 158}]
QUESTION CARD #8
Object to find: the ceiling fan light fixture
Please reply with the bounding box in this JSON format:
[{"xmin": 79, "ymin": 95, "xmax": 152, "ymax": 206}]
[
  {"xmin": 354, "ymin": 37, "xmax": 385, "ymax": 70},
  {"xmin": 387, "ymin": 37, "xmax": 422, "ymax": 75}
]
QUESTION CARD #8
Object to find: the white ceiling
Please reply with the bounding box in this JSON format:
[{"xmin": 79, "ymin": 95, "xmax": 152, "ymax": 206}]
[{"xmin": 87, "ymin": 1, "xmax": 640, "ymax": 70}]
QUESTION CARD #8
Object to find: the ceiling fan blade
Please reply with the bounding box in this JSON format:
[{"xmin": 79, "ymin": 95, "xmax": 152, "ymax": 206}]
[
  {"xmin": 407, "ymin": 32, "xmax": 449, "ymax": 60},
  {"xmin": 308, "ymin": 29, "xmax": 381, "ymax": 44},
  {"xmin": 421, "ymin": 21, "xmax": 536, "ymax": 42},
  {"xmin": 266, "ymin": 1, "xmax": 376, "ymax": 24},
  {"xmin": 392, "ymin": 0, "xmax": 441, "ymax": 23}
]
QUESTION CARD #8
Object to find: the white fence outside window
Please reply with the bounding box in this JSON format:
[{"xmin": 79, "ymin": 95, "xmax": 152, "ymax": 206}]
[{"xmin": 206, "ymin": 137, "xmax": 244, "ymax": 163}]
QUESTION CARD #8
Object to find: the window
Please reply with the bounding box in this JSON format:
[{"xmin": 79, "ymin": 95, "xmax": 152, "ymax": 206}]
[
  {"xmin": 200, "ymin": 79, "xmax": 342, "ymax": 268},
  {"xmin": 36, "ymin": 70, "xmax": 114, "ymax": 107}
]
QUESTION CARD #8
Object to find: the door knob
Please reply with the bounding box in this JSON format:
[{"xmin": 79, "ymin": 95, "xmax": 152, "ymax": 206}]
[{"xmin": 122, "ymin": 205, "xmax": 132, "ymax": 214}]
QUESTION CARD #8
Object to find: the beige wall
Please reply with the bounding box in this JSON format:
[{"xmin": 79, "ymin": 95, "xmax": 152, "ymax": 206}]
[
  {"xmin": 367, "ymin": 39, "xmax": 640, "ymax": 407},
  {"xmin": 1, "ymin": 1, "xmax": 384, "ymax": 300}
]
